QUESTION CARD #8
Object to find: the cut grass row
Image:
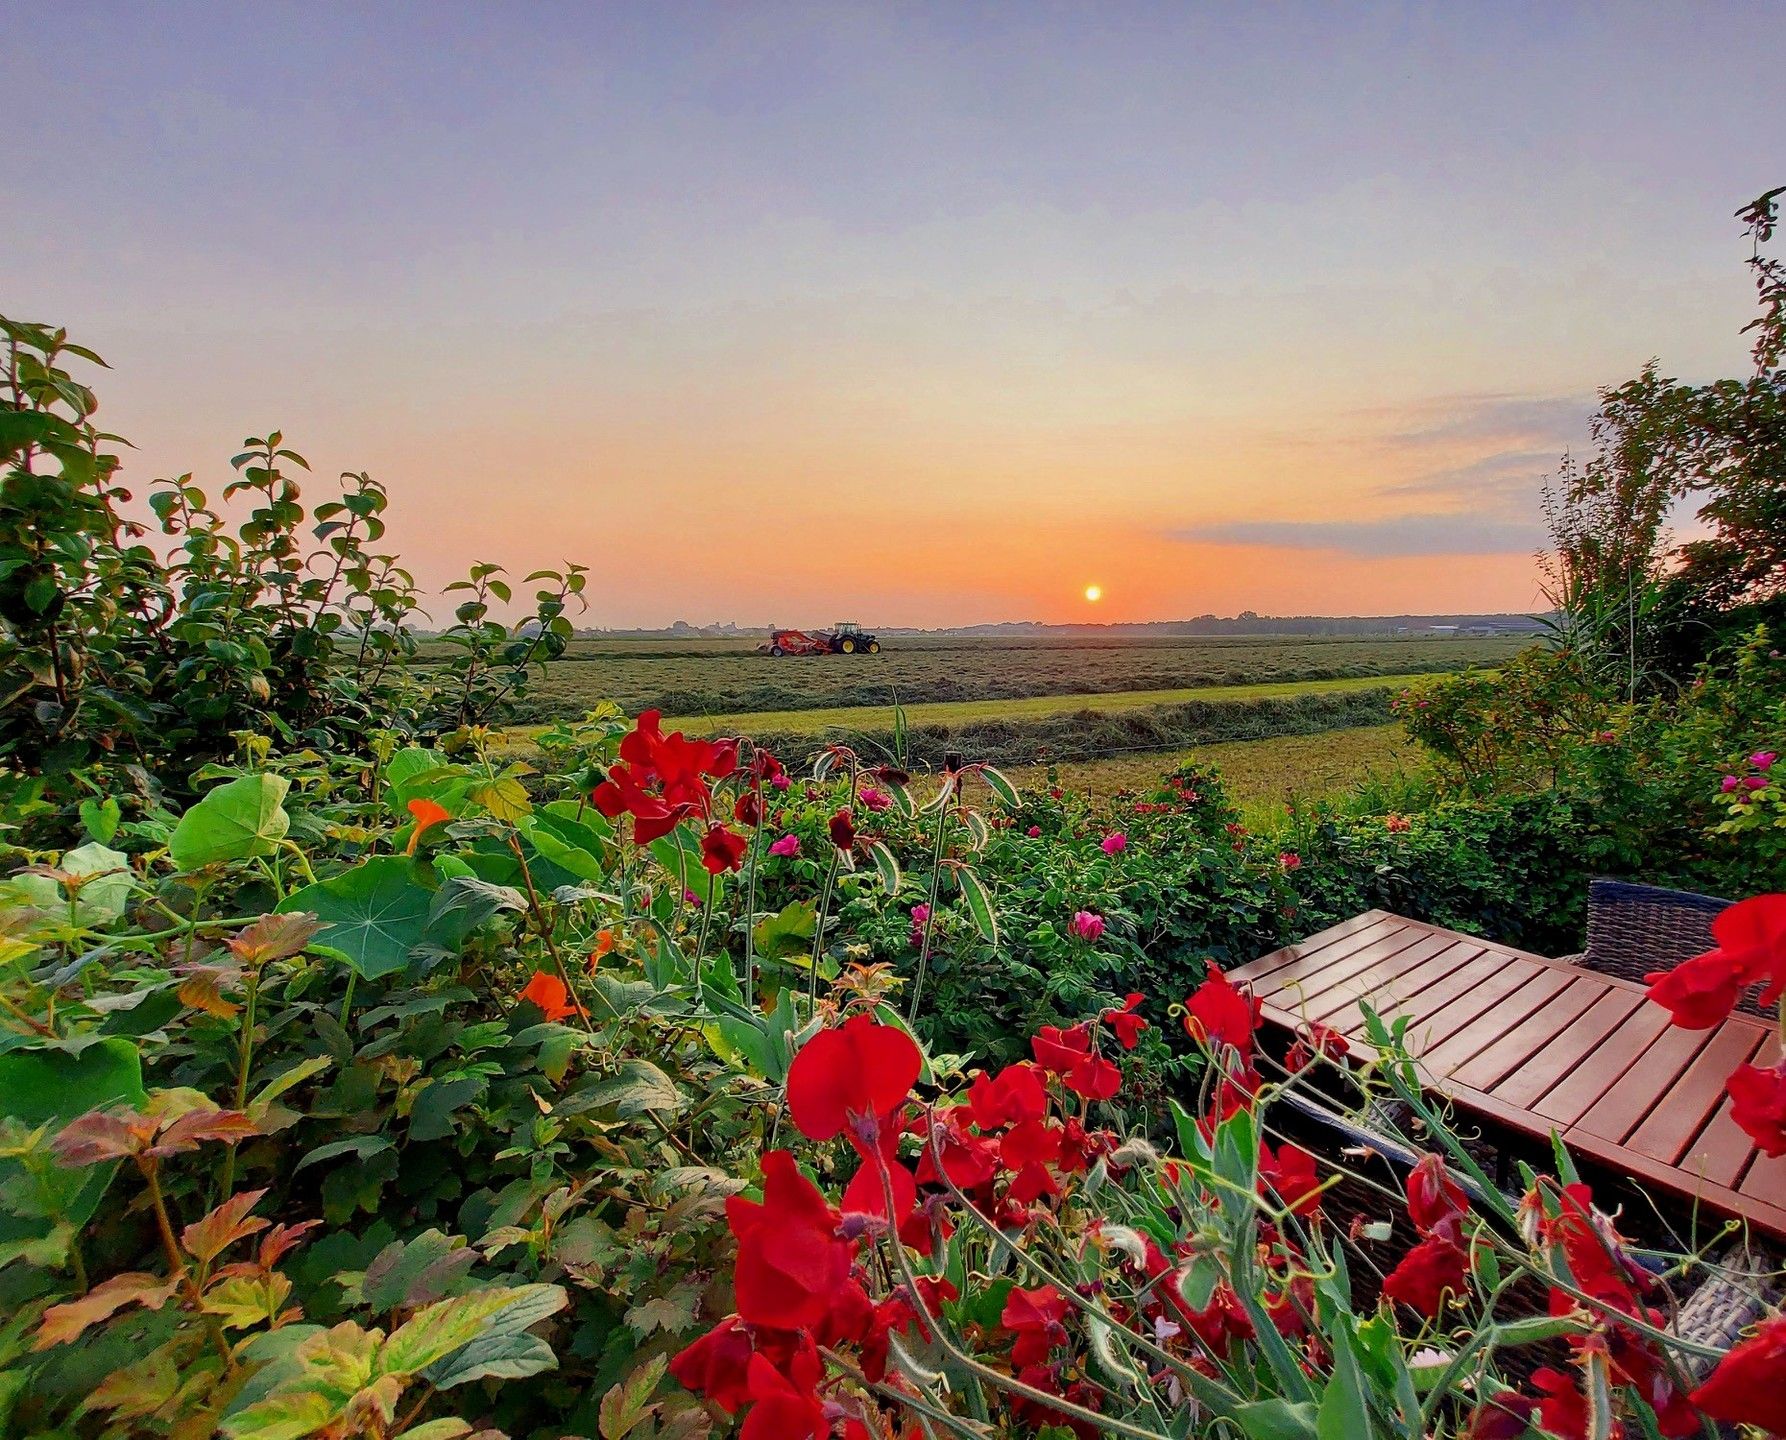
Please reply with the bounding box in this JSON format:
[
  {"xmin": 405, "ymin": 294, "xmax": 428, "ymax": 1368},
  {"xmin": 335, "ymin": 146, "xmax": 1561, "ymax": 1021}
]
[{"xmin": 658, "ymin": 671, "xmax": 1447, "ymax": 736}]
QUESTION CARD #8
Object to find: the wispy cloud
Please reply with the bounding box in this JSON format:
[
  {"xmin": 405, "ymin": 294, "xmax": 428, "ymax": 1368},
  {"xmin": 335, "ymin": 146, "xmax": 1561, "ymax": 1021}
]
[
  {"xmin": 1376, "ymin": 393, "xmax": 1592, "ymax": 450},
  {"xmin": 1377, "ymin": 446, "xmax": 1561, "ymax": 511},
  {"xmin": 1170, "ymin": 514, "xmax": 1545, "ymax": 557}
]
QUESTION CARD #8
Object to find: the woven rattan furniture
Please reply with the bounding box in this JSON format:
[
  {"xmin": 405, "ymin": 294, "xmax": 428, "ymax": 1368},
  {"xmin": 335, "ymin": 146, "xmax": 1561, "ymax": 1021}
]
[
  {"xmin": 1231, "ymin": 910, "xmax": 1786, "ymax": 1239},
  {"xmin": 1558, "ymin": 879, "xmax": 1762, "ymax": 1015}
]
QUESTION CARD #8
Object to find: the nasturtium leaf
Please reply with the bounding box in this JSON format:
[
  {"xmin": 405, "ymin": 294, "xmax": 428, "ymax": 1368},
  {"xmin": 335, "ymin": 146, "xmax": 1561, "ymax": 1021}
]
[
  {"xmin": 14, "ymin": 842, "xmax": 134, "ymax": 925},
  {"xmin": 0, "ymin": 1038, "xmax": 147, "ymax": 1247},
  {"xmin": 79, "ymin": 797, "xmax": 121, "ymax": 845},
  {"xmin": 278, "ymin": 857, "xmax": 478, "ymax": 980},
  {"xmin": 169, "ymin": 775, "xmax": 291, "ymax": 870}
]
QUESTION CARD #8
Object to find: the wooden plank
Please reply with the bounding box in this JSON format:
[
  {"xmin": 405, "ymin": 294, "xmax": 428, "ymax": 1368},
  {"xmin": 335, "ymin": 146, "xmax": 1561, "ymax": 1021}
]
[
  {"xmin": 1678, "ymin": 1036, "xmax": 1774, "ymax": 1191},
  {"xmin": 1481, "ymin": 989, "xmax": 1646, "ymax": 1109},
  {"xmin": 1420, "ymin": 968, "xmax": 1574, "ymax": 1078},
  {"xmin": 1624, "ymin": 1022, "xmax": 1762, "ymax": 1164},
  {"xmin": 1245, "ymin": 919, "xmax": 1422, "ymax": 998},
  {"xmin": 1739, "ymin": 1148, "xmax": 1786, "ymax": 1202},
  {"xmin": 1228, "ymin": 912, "xmax": 1396, "ymax": 986},
  {"xmin": 1557, "ymin": 1128, "xmax": 1786, "ymax": 1241},
  {"xmin": 1398, "ymin": 959, "xmax": 1546, "ymax": 1059},
  {"xmin": 1330, "ymin": 950, "xmax": 1506, "ymax": 1038},
  {"xmin": 1533, "ymin": 1005, "xmax": 1677, "ymax": 1127},
  {"xmin": 1444, "ymin": 975, "xmax": 1608, "ymax": 1090},
  {"xmin": 1573, "ymin": 1021, "xmax": 1719, "ymax": 1146},
  {"xmin": 1268, "ymin": 931, "xmax": 1462, "ymax": 1011}
]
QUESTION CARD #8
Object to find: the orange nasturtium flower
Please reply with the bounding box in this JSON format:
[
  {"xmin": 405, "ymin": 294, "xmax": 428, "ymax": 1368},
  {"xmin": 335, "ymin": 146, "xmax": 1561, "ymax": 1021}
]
[
  {"xmin": 588, "ymin": 930, "xmax": 617, "ymax": 969},
  {"xmin": 405, "ymin": 798, "xmax": 452, "ymax": 855},
  {"xmin": 518, "ymin": 970, "xmax": 576, "ymax": 1022}
]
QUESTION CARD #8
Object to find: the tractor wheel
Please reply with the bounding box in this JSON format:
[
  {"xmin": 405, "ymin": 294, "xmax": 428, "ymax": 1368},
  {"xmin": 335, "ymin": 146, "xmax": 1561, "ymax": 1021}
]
[
  {"xmin": 769, "ymin": 644, "xmax": 785, "ymax": 657},
  {"xmin": 867, "ymin": 640, "xmax": 881, "ymax": 653},
  {"xmin": 839, "ymin": 637, "xmax": 856, "ymax": 653}
]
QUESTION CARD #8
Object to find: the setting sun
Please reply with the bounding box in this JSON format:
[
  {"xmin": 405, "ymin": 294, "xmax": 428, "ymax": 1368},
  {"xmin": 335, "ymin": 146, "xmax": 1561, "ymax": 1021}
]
[{"xmin": 1084, "ymin": 584, "xmax": 1103, "ymax": 603}]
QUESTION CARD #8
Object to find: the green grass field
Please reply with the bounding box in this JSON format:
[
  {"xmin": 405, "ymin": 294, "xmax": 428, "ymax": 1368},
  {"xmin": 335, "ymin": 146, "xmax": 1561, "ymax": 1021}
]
[
  {"xmin": 1008, "ymin": 722, "xmax": 1427, "ymax": 822},
  {"xmin": 658, "ymin": 671, "xmax": 1448, "ymax": 736}
]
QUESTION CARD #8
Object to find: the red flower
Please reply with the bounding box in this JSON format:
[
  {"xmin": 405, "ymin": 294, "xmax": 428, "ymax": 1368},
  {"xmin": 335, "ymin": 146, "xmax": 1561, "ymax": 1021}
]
[
  {"xmin": 1001, "ymin": 1284, "xmax": 1070, "ymax": 1366},
  {"xmin": 1102, "ymin": 993, "xmax": 1148, "ymax": 1050},
  {"xmin": 518, "ymin": 970, "xmax": 576, "ymax": 1022},
  {"xmin": 1692, "ymin": 1314, "xmax": 1786, "ymax": 1433},
  {"xmin": 726, "ymin": 1151, "xmax": 856, "ymax": 1330},
  {"xmin": 1382, "ymin": 1227, "xmax": 1471, "ymax": 1316},
  {"xmin": 1406, "ymin": 1153, "xmax": 1469, "ymax": 1235},
  {"xmin": 700, "ymin": 824, "xmax": 749, "ymax": 875},
  {"xmin": 1183, "ymin": 967, "xmax": 1260, "ymax": 1054},
  {"xmin": 1064, "ymin": 1050, "xmax": 1121, "ymax": 1101},
  {"xmin": 1032, "ymin": 1023, "xmax": 1093, "ymax": 1074},
  {"xmin": 786, "ymin": 1013, "xmax": 922, "ymax": 1142},
  {"xmin": 1647, "ymin": 893, "xmax": 1786, "ymax": 1027},
  {"xmin": 840, "ymin": 1129, "xmax": 917, "ymax": 1228},
  {"xmin": 967, "ymin": 1062, "xmax": 1049, "ymax": 1130},
  {"xmin": 669, "ymin": 1316, "xmax": 754, "ymax": 1412},
  {"xmin": 591, "ymin": 764, "xmax": 692, "ymax": 843},
  {"xmin": 1537, "ymin": 1182, "xmax": 1650, "ymax": 1313},
  {"xmin": 828, "ymin": 808, "xmax": 856, "ymax": 851},
  {"xmin": 1259, "ymin": 1142, "xmax": 1322, "ymax": 1216},
  {"xmin": 1284, "ymin": 1021, "xmax": 1349, "ymax": 1073},
  {"xmin": 1000, "ymin": 1117, "xmax": 1063, "ymax": 1172},
  {"xmin": 741, "ymin": 1348, "xmax": 824, "ymax": 1440},
  {"xmin": 914, "ymin": 1108, "xmax": 999, "ymax": 1191},
  {"xmin": 733, "ymin": 790, "xmax": 763, "ymax": 828},
  {"xmin": 1727, "ymin": 1058, "xmax": 1786, "ymax": 1157},
  {"xmin": 1530, "ymin": 1367, "xmax": 1591, "ymax": 1440}
]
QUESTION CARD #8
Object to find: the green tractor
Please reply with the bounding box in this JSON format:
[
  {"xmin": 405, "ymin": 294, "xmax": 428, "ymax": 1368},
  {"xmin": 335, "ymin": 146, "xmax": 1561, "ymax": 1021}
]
[{"xmin": 827, "ymin": 621, "xmax": 880, "ymax": 655}]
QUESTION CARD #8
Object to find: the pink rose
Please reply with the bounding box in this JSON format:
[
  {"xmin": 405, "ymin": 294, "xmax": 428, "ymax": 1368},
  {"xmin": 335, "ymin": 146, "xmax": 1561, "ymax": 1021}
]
[
  {"xmin": 860, "ymin": 786, "xmax": 891, "ymax": 813},
  {"xmin": 1068, "ymin": 910, "xmax": 1105, "ymax": 943},
  {"xmin": 1101, "ymin": 832, "xmax": 1127, "ymax": 856},
  {"xmin": 769, "ymin": 834, "xmax": 801, "ymax": 858}
]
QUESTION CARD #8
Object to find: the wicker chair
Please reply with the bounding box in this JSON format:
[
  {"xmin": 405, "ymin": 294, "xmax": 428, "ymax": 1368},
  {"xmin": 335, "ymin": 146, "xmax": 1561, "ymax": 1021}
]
[{"xmin": 1558, "ymin": 879, "xmax": 1764, "ymax": 1016}]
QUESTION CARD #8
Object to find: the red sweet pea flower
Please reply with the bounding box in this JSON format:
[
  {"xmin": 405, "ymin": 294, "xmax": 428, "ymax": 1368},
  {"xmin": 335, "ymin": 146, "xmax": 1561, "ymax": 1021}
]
[
  {"xmin": 914, "ymin": 1108, "xmax": 1000, "ymax": 1191},
  {"xmin": 1102, "ymin": 993, "xmax": 1148, "ymax": 1050},
  {"xmin": 1406, "ymin": 1153, "xmax": 1469, "ymax": 1235},
  {"xmin": 1183, "ymin": 967, "xmax": 1260, "ymax": 1054},
  {"xmin": 1727, "ymin": 1058, "xmax": 1786, "ymax": 1157},
  {"xmin": 1064, "ymin": 1050, "xmax": 1122, "ymax": 1101},
  {"xmin": 700, "ymin": 824, "xmax": 748, "ymax": 875},
  {"xmin": 518, "ymin": 970, "xmax": 576, "ymax": 1022},
  {"xmin": 1647, "ymin": 893, "xmax": 1786, "ymax": 1027},
  {"xmin": 967, "ymin": 1062, "xmax": 1049, "ymax": 1130},
  {"xmin": 1032, "ymin": 1023, "xmax": 1093, "ymax": 1074},
  {"xmin": 726, "ymin": 1151, "xmax": 856, "ymax": 1330},
  {"xmin": 1382, "ymin": 1227, "xmax": 1471, "ymax": 1316},
  {"xmin": 1537, "ymin": 1182, "xmax": 1651, "ymax": 1313},
  {"xmin": 1258, "ymin": 1142, "xmax": 1322, "ymax": 1216},
  {"xmin": 733, "ymin": 790, "xmax": 763, "ymax": 827},
  {"xmin": 668, "ymin": 1316, "xmax": 755, "ymax": 1412},
  {"xmin": 404, "ymin": 797, "xmax": 451, "ymax": 855},
  {"xmin": 1001, "ymin": 1284, "xmax": 1070, "ymax": 1366},
  {"xmin": 999, "ymin": 1116, "xmax": 1063, "ymax": 1172},
  {"xmin": 1284, "ymin": 1021, "xmax": 1350, "ymax": 1073},
  {"xmin": 741, "ymin": 1349, "xmax": 824, "ymax": 1440},
  {"xmin": 786, "ymin": 1013, "xmax": 922, "ymax": 1142},
  {"xmin": 828, "ymin": 808, "xmax": 856, "ymax": 851},
  {"xmin": 1692, "ymin": 1314, "xmax": 1786, "ymax": 1433}
]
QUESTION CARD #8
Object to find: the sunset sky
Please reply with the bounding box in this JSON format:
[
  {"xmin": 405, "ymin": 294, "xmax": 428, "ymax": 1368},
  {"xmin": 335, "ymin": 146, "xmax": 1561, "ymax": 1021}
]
[{"xmin": 7, "ymin": 4, "xmax": 1780, "ymax": 627}]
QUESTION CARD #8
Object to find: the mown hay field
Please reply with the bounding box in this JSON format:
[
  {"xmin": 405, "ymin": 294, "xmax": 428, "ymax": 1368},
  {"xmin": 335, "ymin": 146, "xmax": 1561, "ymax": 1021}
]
[{"xmin": 436, "ymin": 632, "xmax": 1528, "ymax": 720}]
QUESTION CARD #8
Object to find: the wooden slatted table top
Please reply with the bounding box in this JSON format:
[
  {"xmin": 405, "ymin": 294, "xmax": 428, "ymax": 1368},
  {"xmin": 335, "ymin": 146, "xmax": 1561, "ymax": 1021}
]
[{"xmin": 1229, "ymin": 910, "xmax": 1786, "ymax": 1238}]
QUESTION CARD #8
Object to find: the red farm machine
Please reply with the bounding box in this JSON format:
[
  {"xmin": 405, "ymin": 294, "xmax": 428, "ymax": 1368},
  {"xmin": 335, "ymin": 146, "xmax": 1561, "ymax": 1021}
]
[{"xmin": 758, "ymin": 621, "xmax": 882, "ymax": 656}]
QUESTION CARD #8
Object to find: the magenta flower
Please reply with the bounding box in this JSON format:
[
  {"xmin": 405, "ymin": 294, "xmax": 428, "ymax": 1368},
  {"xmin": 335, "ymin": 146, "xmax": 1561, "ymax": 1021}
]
[
  {"xmin": 1723, "ymin": 775, "xmax": 1743, "ymax": 793},
  {"xmin": 1279, "ymin": 852, "xmax": 1302, "ymax": 871},
  {"xmin": 771, "ymin": 772, "xmax": 792, "ymax": 791},
  {"xmin": 1745, "ymin": 776, "xmax": 1768, "ymax": 791},
  {"xmin": 1101, "ymin": 832, "xmax": 1127, "ymax": 856},
  {"xmin": 1027, "ymin": 825, "xmax": 1042, "ymax": 838},
  {"xmin": 769, "ymin": 833, "xmax": 801, "ymax": 858},
  {"xmin": 1068, "ymin": 910, "xmax": 1105, "ymax": 943},
  {"xmin": 911, "ymin": 903, "xmax": 931, "ymax": 927},
  {"xmin": 860, "ymin": 786, "xmax": 891, "ymax": 813},
  {"xmin": 1752, "ymin": 752, "xmax": 1777, "ymax": 771}
]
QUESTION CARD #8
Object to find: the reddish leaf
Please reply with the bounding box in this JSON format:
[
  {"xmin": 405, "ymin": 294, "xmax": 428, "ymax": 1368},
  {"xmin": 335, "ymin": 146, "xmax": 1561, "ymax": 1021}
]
[
  {"xmin": 33, "ymin": 1273, "xmax": 177, "ymax": 1350},
  {"xmin": 51, "ymin": 1110, "xmax": 146, "ymax": 1167},
  {"xmin": 181, "ymin": 1188, "xmax": 270, "ymax": 1264},
  {"xmin": 227, "ymin": 911, "xmax": 322, "ymax": 965},
  {"xmin": 148, "ymin": 1107, "xmax": 260, "ymax": 1156}
]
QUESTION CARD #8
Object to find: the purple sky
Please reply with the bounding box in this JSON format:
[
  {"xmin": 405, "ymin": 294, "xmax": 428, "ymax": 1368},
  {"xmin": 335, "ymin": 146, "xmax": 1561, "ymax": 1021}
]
[{"xmin": 7, "ymin": 3, "xmax": 1781, "ymax": 625}]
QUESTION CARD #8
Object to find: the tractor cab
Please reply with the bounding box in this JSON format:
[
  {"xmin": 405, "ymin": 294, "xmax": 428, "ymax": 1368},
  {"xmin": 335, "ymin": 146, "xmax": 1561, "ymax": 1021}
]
[{"xmin": 828, "ymin": 621, "xmax": 879, "ymax": 654}]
